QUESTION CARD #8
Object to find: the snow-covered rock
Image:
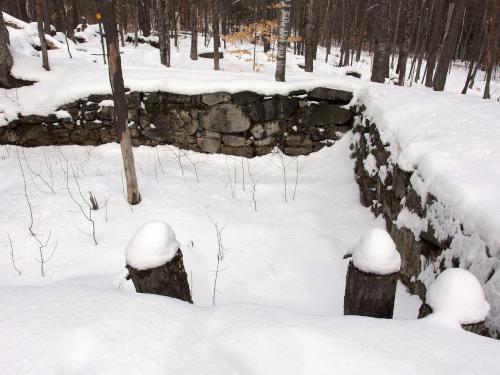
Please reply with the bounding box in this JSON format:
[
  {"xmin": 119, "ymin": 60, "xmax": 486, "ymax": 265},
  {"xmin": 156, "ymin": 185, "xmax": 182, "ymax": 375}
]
[
  {"xmin": 426, "ymin": 268, "xmax": 490, "ymax": 325},
  {"xmin": 350, "ymin": 228, "xmax": 401, "ymax": 275},
  {"xmin": 125, "ymin": 221, "xmax": 180, "ymax": 271}
]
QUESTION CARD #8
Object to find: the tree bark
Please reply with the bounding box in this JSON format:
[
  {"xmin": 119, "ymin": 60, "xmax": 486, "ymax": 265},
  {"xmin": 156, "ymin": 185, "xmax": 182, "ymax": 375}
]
[
  {"xmin": 35, "ymin": 0, "xmax": 50, "ymax": 71},
  {"xmin": 213, "ymin": 0, "xmax": 220, "ymax": 70},
  {"xmin": 433, "ymin": 0, "xmax": 466, "ymax": 92},
  {"xmin": 99, "ymin": 0, "xmax": 141, "ymax": 205},
  {"xmin": 158, "ymin": 0, "xmax": 170, "ymax": 67},
  {"xmin": 344, "ymin": 261, "xmax": 398, "ymax": 319},
  {"xmin": 127, "ymin": 249, "xmax": 192, "ymax": 302},
  {"xmin": 275, "ymin": 0, "xmax": 291, "ymax": 82},
  {"xmin": 0, "ymin": 6, "xmax": 14, "ymax": 88},
  {"xmin": 304, "ymin": 0, "xmax": 315, "ymax": 72},
  {"xmin": 424, "ymin": 0, "xmax": 445, "ymax": 87},
  {"xmin": 371, "ymin": 0, "xmax": 390, "ymax": 83},
  {"xmin": 190, "ymin": 0, "xmax": 198, "ymax": 60}
]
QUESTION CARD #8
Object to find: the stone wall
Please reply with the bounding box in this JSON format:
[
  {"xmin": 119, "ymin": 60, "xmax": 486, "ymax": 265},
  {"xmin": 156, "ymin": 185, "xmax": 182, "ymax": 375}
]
[
  {"xmin": 0, "ymin": 88, "xmax": 354, "ymax": 157},
  {"xmin": 353, "ymin": 112, "xmax": 499, "ymax": 337}
]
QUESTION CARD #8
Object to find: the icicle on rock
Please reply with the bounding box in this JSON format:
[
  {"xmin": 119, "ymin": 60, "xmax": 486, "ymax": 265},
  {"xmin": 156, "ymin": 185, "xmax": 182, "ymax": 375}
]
[
  {"xmin": 344, "ymin": 228, "xmax": 401, "ymax": 318},
  {"xmin": 125, "ymin": 220, "xmax": 192, "ymax": 303}
]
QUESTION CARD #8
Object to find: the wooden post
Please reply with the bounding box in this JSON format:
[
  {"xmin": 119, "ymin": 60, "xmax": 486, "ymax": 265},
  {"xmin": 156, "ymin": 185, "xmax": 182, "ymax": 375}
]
[
  {"xmin": 344, "ymin": 261, "xmax": 399, "ymax": 318},
  {"xmin": 99, "ymin": 0, "xmax": 141, "ymax": 205}
]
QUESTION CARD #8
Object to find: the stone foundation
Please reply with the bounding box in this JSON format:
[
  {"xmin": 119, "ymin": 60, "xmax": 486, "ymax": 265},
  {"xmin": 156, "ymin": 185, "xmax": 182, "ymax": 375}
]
[
  {"xmin": 0, "ymin": 87, "xmax": 354, "ymax": 157},
  {"xmin": 353, "ymin": 112, "xmax": 499, "ymax": 337}
]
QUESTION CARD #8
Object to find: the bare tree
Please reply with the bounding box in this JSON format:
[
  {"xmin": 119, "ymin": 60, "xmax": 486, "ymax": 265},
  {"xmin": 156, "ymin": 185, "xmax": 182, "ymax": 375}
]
[
  {"xmin": 99, "ymin": 0, "xmax": 141, "ymax": 205},
  {"xmin": 304, "ymin": 0, "xmax": 315, "ymax": 72},
  {"xmin": 35, "ymin": 0, "xmax": 50, "ymax": 71},
  {"xmin": 158, "ymin": 0, "xmax": 171, "ymax": 66},
  {"xmin": 371, "ymin": 0, "xmax": 390, "ymax": 83},
  {"xmin": 275, "ymin": 0, "xmax": 291, "ymax": 82},
  {"xmin": 433, "ymin": 0, "xmax": 466, "ymax": 92},
  {"xmin": 0, "ymin": 6, "xmax": 14, "ymax": 88},
  {"xmin": 213, "ymin": 0, "xmax": 220, "ymax": 70},
  {"xmin": 190, "ymin": 0, "xmax": 198, "ymax": 60}
]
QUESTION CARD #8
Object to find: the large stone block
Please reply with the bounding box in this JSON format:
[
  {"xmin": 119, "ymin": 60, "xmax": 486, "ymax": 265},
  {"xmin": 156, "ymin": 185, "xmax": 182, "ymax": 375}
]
[
  {"xmin": 202, "ymin": 92, "xmax": 231, "ymax": 106},
  {"xmin": 197, "ymin": 137, "xmax": 221, "ymax": 153},
  {"xmin": 200, "ymin": 103, "xmax": 251, "ymax": 133},
  {"xmin": 309, "ymin": 87, "xmax": 353, "ymax": 103},
  {"xmin": 249, "ymin": 97, "xmax": 298, "ymax": 122}
]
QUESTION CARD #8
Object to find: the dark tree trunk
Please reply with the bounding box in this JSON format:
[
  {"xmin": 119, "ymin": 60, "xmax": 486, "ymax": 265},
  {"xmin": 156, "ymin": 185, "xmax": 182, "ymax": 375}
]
[
  {"xmin": 0, "ymin": 6, "xmax": 14, "ymax": 88},
  {"xmin": 304, "ymin": 0, "xmax": 315, "ymax": 72},
  {"xmin": 213, "ymin": 0, "xmax": 220, "ymax": 70},
  {"xmin": 344, "ymin": 261, "xmax": 398, "ymax": 319},
  {"xmin": 483, "ymin": 0, "xmax": 498, "ymax": 99},
  {"xmin": 433, "ymin": 0, "xmax": 466, "ymax": 92},
  {"xmin": 35, "ymin": 0, "xmax": 50, "ymax": 71},
  {"xmin": 127, "ymin": 249, "xmax": 192, "ymax": 303},
  {"xmin": 397, "ymin": 0, "xmax": 411, "ymax": 86},
  {"xmin": 139, "ymin": 0, "xmax": 151, "ymax": 37},
  {"xmin": 425, "ymin": 0, "xmax": 445, "ymax": 87},
  {"xmin": 275, "ymin": 0, "xmax": 291, "ymax": 82},
  {"xmin": 158, "ymin": 0, "xmax": 170, "ymax": 67},
  {"xmin": 190, "ymin": 0, "xmax": 198, "ymax": 60},
  {"xmin": 99, "ymin": 0, "xmax": 141, "ymax": 205},
  {"xmin": 371, "ymin": 0, "xmax": 390, "ymax": 83}
]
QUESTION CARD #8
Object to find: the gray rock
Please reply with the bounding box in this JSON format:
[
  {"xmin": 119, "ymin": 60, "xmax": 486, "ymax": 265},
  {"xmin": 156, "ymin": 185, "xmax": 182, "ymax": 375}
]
[
  {"xmin": 98, "ymin": 106, "xmax": 115, "ymax": 121},
  {"xmin": 254, "ymin": 137, "xmax": 276, "ymax": 147},
  {"xmin": 232, "ymin": 91, "xmax": 262, "ymax": 105},
  {"xmin": 200, "ymin": 104, "xmax": 251, "ymax": 133},
  {"xmin": 309, "ymin": 87, "xmax": 353, "ymax": 103},
  {"xmin": 249, "ymin": 97, "xmax": 297, "ymax": 122},
  {"xmin": 250, "ymin": 124, "xmax": 264, "ymax": 139},
  {"xmin": 222, "ymin": 134, "xmax": 251, "ymax": 147},
  {"xmin": 197, "ymin": 137, "xmax": 221, "ymax": 153},
  {"xmin": 309, "ymin": 103, "xmax": 353, "ymax": 126},
  {"xmin": 202, "ymin": 92, "xmax": 231, "ymax": 106}
]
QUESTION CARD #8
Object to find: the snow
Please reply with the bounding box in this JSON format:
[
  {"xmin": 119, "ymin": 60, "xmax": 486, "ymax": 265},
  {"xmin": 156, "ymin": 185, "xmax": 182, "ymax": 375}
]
[
  {"xmin": 125, "ymin": 221, "xmax": 180, "ymax": 270},
  {"xmin": 1, "ymin": 285, "xmax": 499, "ymax": 375},
  {"xmin": 0, "ymin": 13, "xmax": 499, "ymax": 373},
  {"xmin": 426, "ymin": 268, "xmax": 490, "ymax": 326},
  {"xmin": 350, "ymin": 228, "xmax": 401, "ymax": 275}
]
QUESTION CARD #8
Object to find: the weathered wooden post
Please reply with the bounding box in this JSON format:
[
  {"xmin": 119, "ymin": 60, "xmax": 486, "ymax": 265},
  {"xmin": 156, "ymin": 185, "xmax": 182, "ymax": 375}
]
[
  {"xmin": 126, "ymin": 221, "xmax": 192, "ymax": 303},
  {"xmin": 418, "ymin": 268, "xmax": 490, "ymax": 336},
  {"xmin": 344, "ymin": 228, "xmax": 401, "ymax": 318}
]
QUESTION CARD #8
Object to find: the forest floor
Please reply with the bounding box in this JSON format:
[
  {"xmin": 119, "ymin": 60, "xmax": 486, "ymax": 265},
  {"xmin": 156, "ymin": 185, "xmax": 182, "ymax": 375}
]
[{"xmin": 0, "ymin": 15, "xmax": 499, "ymax": 375}]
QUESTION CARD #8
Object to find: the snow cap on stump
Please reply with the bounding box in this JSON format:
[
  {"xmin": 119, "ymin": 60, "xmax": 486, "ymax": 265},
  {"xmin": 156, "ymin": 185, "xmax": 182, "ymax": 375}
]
[
  {"xmin": 426, "ymin": 268, "xmax": 490, "ymax": 325},
  {"xmin": 351, "ymin": 228, "xmax": 401, "ymax": 275},
  {"xmin": 125, "ymin": 221, "xmax": 180, "ymax": 271}
]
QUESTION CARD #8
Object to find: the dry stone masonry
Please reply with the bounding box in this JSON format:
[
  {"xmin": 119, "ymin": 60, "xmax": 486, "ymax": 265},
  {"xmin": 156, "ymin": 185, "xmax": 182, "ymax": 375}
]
[
  {"xmin": 352, "ymin": 111, "xmax": 500, "ymax": 338},
  {"xmin": 0, "ymin": 88, "xmax": 354, "ymax": 157}
]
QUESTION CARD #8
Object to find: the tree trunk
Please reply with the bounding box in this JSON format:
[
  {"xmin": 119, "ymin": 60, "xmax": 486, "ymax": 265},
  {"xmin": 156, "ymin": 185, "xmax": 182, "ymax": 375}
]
[
  {"xmin": 35, "ymin": 0, "xmax": 50, "ymax": 71},
  {"xmin": 371, "ymin": 0, "xmax": 390, "ymax": 83},
  {"xmin": 0, "ymin": 6, "xmax": 14, "ymax": 88},
  {"xmin": 139, "ymin": 0, "xmax": 151, "ymax": 37},
  {"xmin": 99, "ymin": 0, "xmax": 141, "ymax": 205},
  {"xmin": 275, "ymin": 0, "xmax": 291, "ymax": 82},
  {"xmin": 425, "ymin": 0, "xmax": 445, "ymax": 87},
  {"xmin": 127, "ymin": 249, "xmax": 192, "ymax": 302},
  {"xmin": 344, "ymin": 261, "xmax": 398, "ymax": 319},
  {"xmin": 158, "ymin": 0, "xmax": 170, "ymax": 67},
  {"xmin": 190, "ymin": 0, "xmax": 198, "ymax": 60},
  {"xmin": 304, "ymin": 0, "xmax": 315, "ymax": 72},
  {"xmin": 482, "ymin": 0, "xmax": 498, "ymax": 99},
  {"xmin": 433, "ymin": 0, "xmax": 466, "ymax": 92},
  {"xmin": 213, "ymin": 0, "xmax": 220, "ymax": 70}
]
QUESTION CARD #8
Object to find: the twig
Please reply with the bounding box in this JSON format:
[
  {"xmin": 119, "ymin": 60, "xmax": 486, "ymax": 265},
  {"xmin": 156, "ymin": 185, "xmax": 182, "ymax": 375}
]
[{"xmin": 7, "ymin": 233, "xmax": 21, "ymax": 276}]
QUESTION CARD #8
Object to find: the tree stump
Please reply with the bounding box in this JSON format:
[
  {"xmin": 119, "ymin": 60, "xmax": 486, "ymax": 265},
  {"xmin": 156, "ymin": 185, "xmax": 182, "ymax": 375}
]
[
  {"xmin": 127, "ymin": 249, "xmax": 192, "ymax": 303},
  {"xmin": 418, "ymin": 303, "xmax": 490, "ymax": 337},
  {"xmin": 344, "ymin": 261, "xmax": 398, "ymax": 318}
]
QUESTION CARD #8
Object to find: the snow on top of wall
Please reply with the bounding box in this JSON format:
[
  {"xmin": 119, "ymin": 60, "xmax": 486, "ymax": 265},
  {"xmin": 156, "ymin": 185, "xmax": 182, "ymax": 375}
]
[
  {"xmin": 426, "ymin": 268, "xmax": 490, "ymax": 326},
  {"xmin": 357, "ymin": 84, "xmax": 500, "ymax": 257},
  {"xmin": 350, "ymin": 228, "xmax": 401, "ymax": 275},
  {"xmin": 125, "ymin": 221, "xmax": 180, "ymax": 270}
]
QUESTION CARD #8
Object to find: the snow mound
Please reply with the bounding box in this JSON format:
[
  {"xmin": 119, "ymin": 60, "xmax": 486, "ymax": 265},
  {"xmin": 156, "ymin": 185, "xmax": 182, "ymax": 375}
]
[
  {"xmin": 350, "ymin": 228, "xmax": 401, "ymax": 275},
  {"xmin": 125, "ymin": 221, "xmax": 180, "ymax": 270},
  {"xmin": 426, "ymin": 268, "xmax": 490, "ymax": 325}
]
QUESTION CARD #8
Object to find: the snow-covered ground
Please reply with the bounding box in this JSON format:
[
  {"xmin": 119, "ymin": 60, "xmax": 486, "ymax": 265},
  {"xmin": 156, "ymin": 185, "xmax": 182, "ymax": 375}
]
[{"xmin": 1, "ymin": 13, "xmax": 500, "ymax": 374}]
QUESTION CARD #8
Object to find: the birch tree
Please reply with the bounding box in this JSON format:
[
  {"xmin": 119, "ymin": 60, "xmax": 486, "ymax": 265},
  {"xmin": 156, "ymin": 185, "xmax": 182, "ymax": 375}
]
[{"xmin": 275, "ymin": 0, "xmax": 291, "ymax": 82}]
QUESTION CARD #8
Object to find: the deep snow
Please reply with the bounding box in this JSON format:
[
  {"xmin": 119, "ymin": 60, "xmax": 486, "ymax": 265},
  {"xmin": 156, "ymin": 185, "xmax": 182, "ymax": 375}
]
[{"xmin": 0, "ymin": 12, "xmax": 499, "ymax": 374}]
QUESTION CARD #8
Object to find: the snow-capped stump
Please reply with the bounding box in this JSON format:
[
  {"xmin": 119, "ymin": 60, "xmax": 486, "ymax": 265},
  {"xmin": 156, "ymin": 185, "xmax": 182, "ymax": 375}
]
[
  {"xmin": 125, "ymin": 221, "xmax": 192, "ymax": 303},
  {"xmin": 418, "ymin": 269, "xmax": 490, "ymax": 335},
  {"xmin": 344, "ymin": 228, "xmax": 401, "ymax": 318}
]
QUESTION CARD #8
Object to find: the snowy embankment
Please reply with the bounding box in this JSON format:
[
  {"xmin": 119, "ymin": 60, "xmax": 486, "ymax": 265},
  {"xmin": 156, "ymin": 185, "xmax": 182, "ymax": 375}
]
[
  {"xmin": 1, "ymin": 284, "xmax": 498, "ymax": 375},
  {"xmin": 358, "ymin": 85, "xmax": 500, "ymax": 260}
]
